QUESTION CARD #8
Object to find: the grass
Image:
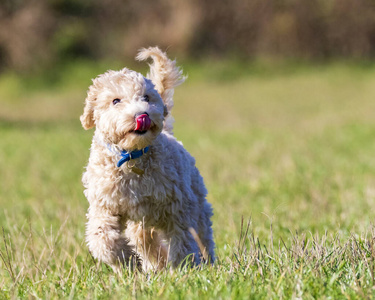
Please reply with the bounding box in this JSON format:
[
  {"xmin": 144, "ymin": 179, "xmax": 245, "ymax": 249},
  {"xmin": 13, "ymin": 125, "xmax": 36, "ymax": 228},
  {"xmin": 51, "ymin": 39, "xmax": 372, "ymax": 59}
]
[{"xmin": 1, "ymin": 60, "xmax": 375, "ymax": 298}]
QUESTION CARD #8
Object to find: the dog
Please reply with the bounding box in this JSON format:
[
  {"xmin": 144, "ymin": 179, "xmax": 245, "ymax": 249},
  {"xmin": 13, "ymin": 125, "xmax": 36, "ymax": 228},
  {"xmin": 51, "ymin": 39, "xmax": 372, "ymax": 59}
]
[{"xmin": 80, "ymin": 47, "xmax": 215, "ymax": 272}]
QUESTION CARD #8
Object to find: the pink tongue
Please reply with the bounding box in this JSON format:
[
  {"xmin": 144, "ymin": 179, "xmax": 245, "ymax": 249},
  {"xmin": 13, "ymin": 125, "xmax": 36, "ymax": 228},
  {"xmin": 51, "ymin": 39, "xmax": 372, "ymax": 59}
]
[{"xmin": 135, "ymin": 114, "xmax": 151, "ymax": 131}]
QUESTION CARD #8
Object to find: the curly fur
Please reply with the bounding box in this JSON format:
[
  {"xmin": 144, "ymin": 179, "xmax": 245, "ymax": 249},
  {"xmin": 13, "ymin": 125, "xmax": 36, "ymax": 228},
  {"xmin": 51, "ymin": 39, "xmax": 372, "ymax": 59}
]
[{"xmin": 81, "ymin": 47, "xmax": 215, "ymax": 272}]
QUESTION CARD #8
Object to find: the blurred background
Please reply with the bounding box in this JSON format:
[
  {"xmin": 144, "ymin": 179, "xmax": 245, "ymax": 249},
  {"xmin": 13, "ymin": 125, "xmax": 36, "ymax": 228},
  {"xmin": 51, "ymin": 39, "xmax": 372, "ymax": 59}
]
[{"xmin": 1, "ymin": 0, "xmax": 375, "ymax": 72}]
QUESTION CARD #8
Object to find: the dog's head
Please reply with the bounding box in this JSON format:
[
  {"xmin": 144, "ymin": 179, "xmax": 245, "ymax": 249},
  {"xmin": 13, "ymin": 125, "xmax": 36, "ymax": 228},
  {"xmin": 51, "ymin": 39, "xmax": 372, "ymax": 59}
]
[{"xmin": 80, "ymin": 68, "xmax": 167, "ymax": 151}]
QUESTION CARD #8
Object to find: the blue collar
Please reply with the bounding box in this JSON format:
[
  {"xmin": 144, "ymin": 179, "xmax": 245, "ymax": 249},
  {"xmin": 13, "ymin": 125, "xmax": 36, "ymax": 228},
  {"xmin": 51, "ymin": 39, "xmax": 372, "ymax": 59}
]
[{"xmin": 115, "ymin": 146, "xmax": 150, "ymax": 167}]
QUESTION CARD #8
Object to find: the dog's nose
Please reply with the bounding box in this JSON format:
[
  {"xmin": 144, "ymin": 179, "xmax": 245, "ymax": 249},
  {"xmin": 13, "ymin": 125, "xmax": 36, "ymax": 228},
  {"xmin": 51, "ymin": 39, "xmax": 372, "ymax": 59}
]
[{"xmin": 135, "ymin": 112, "xmax": 149, "ymax": 117}]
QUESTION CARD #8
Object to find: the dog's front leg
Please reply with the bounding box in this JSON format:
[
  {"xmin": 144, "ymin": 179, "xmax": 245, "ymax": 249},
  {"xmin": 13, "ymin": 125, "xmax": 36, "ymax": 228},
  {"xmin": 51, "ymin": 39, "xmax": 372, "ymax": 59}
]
[
  {"xmin": 125, "ymin": 222, "xmax": 169, "ymax": 272},
  {"xmin": 166, "ymin": 227, "xmax": 201, "ymax": 268},
  {"xmin": 86, "ymin": 210, "xmax": 139, "ymax": 272}
]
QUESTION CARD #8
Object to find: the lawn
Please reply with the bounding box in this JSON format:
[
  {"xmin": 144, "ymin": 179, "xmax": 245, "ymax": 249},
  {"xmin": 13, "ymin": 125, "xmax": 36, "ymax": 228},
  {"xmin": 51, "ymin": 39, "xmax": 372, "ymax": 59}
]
[{"xmin": 1, "ymin": 60, "xmax": 375, "ymax": 299}]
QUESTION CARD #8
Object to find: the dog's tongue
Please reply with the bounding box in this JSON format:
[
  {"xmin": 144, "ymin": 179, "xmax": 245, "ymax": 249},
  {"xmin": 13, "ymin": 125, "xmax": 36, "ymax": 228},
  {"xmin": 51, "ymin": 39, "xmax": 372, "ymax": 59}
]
[{"xmin": 135, "ymin": 114, "xmax": 151, "ymax": 131}]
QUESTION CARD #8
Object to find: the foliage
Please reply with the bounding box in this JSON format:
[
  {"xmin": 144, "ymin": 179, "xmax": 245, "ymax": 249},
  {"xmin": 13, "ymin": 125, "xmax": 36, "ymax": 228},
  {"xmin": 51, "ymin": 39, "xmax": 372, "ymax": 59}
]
[{"xmin": 1, "ymin": 0, "xmax": 375, "ymax": 72}]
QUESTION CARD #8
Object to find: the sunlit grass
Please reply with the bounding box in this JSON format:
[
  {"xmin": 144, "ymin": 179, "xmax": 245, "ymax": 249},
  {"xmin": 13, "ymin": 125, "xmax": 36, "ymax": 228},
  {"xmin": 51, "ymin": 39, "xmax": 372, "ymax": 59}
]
[{"xmin": 1, "ymin": 61, "xmax": 375, "ymax": 298}]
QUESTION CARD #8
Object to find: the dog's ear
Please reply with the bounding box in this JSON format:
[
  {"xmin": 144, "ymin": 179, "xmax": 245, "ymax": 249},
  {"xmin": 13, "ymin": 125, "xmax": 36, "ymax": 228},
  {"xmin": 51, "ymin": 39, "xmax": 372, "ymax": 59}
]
[
  {"xmin": 80, "ymin": 86, "xmax": 97, "ymax": 130},
  {"xmin": 136, "ymin": 47, "xmax": 185, "ymax": 113}
]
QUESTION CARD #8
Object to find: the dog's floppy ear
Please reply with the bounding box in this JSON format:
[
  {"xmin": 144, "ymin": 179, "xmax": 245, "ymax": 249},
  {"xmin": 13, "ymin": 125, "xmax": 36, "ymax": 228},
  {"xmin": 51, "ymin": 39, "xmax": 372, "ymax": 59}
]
[
  {"xmin": 80, "ymin": 85, "xmax": 97, "ymax": 130},
  {"xmin": 136, "ymin": 47, "xmax": 185, "ymax": 113}
]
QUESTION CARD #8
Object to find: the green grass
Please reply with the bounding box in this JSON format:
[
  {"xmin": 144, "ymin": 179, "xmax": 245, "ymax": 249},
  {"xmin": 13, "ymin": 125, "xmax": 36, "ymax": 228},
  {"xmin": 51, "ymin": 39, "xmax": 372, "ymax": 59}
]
[{"xmin": 1, "ymin": 60, "xmax": 375, "ymax": 298}]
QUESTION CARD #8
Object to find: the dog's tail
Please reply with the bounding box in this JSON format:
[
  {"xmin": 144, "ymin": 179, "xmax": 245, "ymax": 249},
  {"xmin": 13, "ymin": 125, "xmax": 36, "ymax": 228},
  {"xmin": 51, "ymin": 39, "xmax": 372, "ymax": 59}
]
[{"xmin": 136, "ymin": 47, "xmax": 185, "ymax": 134}]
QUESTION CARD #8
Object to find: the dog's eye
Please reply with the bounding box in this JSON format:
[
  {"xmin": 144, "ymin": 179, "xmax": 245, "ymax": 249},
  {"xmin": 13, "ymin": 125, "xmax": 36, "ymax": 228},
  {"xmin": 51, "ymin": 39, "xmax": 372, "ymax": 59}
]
[
  {"xmin": 112, "ymin": 98, "xmax": 121, "ymax": 105},
  {"xmin": 142, "ymin": 95, "xmax": 149, "ymax": 102}
]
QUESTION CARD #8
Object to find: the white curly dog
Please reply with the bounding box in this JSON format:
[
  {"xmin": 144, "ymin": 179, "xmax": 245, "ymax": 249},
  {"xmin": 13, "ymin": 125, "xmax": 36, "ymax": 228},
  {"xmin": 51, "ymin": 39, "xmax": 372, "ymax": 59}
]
[{"xmin": 80, "ymin": 47, "xmax": 215, "ymax": 272}]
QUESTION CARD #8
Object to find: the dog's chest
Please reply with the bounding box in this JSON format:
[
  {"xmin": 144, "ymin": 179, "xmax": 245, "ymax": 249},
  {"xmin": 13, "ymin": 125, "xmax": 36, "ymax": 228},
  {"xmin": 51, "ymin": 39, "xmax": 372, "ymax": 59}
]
[{"xmin": 118, "ymin": 172, "xmax": 175, "ymax": 224}]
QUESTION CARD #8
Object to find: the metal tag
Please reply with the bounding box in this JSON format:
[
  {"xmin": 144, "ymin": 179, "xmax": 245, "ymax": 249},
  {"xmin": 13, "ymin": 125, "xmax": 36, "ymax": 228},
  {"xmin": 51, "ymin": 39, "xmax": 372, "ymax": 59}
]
[{"xmin": 130, "ymin": 166, "xmax": 144, "ymax": 175}]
